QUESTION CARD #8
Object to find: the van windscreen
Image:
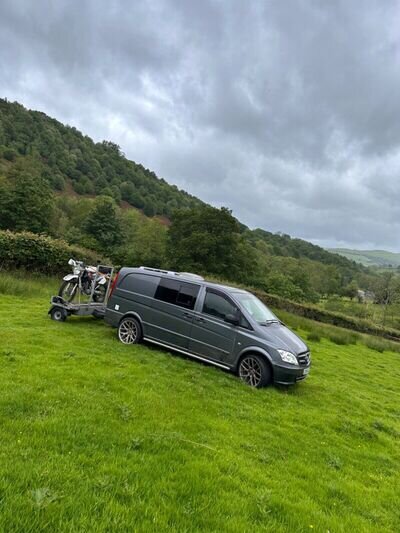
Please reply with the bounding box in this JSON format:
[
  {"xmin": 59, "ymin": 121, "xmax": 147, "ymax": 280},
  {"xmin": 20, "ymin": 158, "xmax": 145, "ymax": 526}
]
[{"xmin": 233, "ymin": 293, "xmax": 277, "ymax": 323}]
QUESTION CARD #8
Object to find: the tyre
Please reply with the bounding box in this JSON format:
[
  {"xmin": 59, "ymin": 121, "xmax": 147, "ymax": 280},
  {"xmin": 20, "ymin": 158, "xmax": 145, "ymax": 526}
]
[
  {"xmin": 50, "ymin": 306, "xmax": 67, "ymax": 322},
  {"xmin": 238, "ymin": 354, "xmax": 272, "ymax": 388},
  {"xmin": 118, "ymin": 317, "xmax": 142, "ymax": 345},
  {"xmin": 59, "ymin": 280, "xmax": 78, "ymax": 302}
]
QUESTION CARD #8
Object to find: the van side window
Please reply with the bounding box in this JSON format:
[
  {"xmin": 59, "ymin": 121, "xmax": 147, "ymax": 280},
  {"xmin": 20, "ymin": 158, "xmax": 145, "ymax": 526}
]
[
  {"xmin": 176, "ymin": 283, "xmax": 199, "ymax": 309},
  {"xmin": 202, "ymin": 290, "xmax": 237, "ymax": 320},
  {"xmin": 154, "ymin": 278, "xmax": 200, "ymax": 310},
  {"xmin": 119, "ymin": 273, "xmax": 161, "ymax": 297},
  {"xmin": 154, "ymin": 278, "xmax": 179, "ymax": 304}
]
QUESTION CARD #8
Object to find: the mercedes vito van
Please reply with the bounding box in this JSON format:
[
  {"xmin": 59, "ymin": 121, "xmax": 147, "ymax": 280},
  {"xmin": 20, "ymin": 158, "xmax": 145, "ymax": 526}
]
[{"xmin": 105, "ymin": 267, "xmax": 311, "ymax": 387}]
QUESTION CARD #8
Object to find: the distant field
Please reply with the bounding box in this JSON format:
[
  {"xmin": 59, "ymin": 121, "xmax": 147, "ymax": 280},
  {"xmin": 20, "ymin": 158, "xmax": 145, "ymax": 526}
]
[
  {"xmin": 328, "ymin": 248, "xmax": 400, "ymax": 267},
  {"xmin": 0, "ymin": 277, "xmax": 400, "ymax": 531},
  {"xmin": 318, "ymin": 296, "xmax": 400, "ymax": 333}
]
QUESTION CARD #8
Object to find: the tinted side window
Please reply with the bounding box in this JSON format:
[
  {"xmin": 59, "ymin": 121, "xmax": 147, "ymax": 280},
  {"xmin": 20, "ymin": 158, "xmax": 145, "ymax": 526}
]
[
  {"xmin": 155, "ymin": 278, "xmax": 200, "ymax": 310},
  {"xmin": 118, "ymin": 273, "xmax": 161, "ymax": 297},
  {"xmin": 202, "ymin": 291, "xmax": 237, "ymax": 320},
  {"xmin": 176, "ymin": 283, "xmax": 199, "ymax": 309},
  {"xmin": 155, "ymin": 278, "xmax": 180, "ymax": 305}
]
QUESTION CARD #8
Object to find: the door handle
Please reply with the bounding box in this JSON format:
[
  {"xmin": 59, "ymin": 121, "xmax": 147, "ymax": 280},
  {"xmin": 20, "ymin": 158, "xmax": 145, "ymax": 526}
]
[
  {"xmin": 182, "ymin": 312, "xmax": 193, "ymax": 320},
  {"xmin": 195, "ymin": 317, "xmax": 206, "ymax": 323}
]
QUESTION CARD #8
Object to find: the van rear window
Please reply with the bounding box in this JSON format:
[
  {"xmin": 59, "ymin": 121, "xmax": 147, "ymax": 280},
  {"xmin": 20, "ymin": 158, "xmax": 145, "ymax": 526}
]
[{"xmin": 154, "ymin": 278, "xmax": 200, "ymax": 310}]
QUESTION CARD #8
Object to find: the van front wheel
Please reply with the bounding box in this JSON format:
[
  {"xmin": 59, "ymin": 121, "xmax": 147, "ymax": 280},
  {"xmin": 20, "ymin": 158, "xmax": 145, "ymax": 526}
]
[
  {"xmin": 118, "ymin": 317, "xmax": 142, "ymax": 345},
  {"xmin": 238, "ymin": 354, "xmax": 272, "ymax": 388}
]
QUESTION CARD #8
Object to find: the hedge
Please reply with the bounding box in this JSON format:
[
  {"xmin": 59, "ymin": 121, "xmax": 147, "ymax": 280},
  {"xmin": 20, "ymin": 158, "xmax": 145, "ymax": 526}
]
[
  {"xmin": 251, "ymin": 289, "xmax": 400, "ymax": 342},
  {"xmin": 0, "ymin": 230, "xmax": 107, "ymax": 275}
]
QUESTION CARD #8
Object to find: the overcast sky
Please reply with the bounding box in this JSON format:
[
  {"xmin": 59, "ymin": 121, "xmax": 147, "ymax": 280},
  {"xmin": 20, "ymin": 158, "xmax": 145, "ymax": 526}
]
[{"xmin": 1, "ymin": 0, "xmax": 400, "ymax": 250}]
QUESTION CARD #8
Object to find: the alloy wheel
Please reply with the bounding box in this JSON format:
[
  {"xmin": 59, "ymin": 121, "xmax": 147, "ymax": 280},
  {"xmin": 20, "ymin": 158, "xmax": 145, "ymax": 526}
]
[
  {"xmin": 118, "ymin": 319, "xmax": 138, "ymax": 344},
  {"xmin": 239, "ymin": 356, "xmax": 263, "ymax": 387}
]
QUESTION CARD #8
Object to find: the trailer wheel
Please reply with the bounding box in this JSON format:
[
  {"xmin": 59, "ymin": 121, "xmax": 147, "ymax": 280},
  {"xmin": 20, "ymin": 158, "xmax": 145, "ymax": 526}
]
[{"xmin": 50, "ymin": 307, "xmax": 67, "ymax": 322}]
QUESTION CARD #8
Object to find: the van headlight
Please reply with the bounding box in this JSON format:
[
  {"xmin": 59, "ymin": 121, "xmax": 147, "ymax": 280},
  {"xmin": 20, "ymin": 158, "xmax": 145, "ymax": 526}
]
[{"xmin": 277, "ymin": 350, "xmax": 298, "ymax": 366}]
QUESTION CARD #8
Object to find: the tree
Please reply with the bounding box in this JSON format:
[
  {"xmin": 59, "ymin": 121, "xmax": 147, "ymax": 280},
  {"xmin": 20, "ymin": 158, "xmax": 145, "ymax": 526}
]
[
  {"xmin": 83, "ymin": 195, "xmax": 122, "ymax": 252},
  {"xmin": 120, "ymin": 181, "xmax": 136, "ymax": 204},
  {"xmin": 2, "ymin": 159, "xmax": 55, "ymax": 233},
  {"xmin": 0, "ymin": 179, "xmax": 13, "ymax": 229},
  {"xmin": 3, "ymin": 148, "xmax": 17, "ymax": 161},
  {"xmin": 168, "ymin": 205, "xmax": 249, "ymax": 278},
  {"xmin": 143, "ymin": 202, "xmax": 155, "ymax": 217},
  {"xmin": 372, "ymin": 272, "xmax": 400, "ymax": 326},
  {"xmin": 263, "ymin": 272, "xmax": 305, "ymax": 301},
  {"xmin": 341, "ymin": 280, "xmax": 359, "ymax": 300},
  {"xmin": 116, "ymin": 210, "xmax": 167, "ymax": 268}
]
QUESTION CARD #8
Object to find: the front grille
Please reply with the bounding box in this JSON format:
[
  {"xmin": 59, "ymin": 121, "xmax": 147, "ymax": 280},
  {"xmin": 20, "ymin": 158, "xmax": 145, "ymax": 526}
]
[{"xmin": 297, "ymin": 351, "xmax": 310, "ymax": 366}]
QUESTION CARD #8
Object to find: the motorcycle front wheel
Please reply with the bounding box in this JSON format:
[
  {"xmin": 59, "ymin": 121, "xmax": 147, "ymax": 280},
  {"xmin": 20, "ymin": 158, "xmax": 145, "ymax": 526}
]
[{"xmin": 59, "ymin": 281, "xmax": 78, "ymax": 302}]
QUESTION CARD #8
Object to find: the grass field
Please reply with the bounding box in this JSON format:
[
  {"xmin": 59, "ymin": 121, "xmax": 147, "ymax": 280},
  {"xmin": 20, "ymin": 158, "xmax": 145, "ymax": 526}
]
[
  {"xmin": 328, "ymin": 248, "xmax": 400, "ymax": 268},
  {"xmin": 1, "ymin": 276, "xmax": 400, "ymax": 531},
  {"xmin": 319, "ymin": 296, "xmax": 400, "ymax": 332}
]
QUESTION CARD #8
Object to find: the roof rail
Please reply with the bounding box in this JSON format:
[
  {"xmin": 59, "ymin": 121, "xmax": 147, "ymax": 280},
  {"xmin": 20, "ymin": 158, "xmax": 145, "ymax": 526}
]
[
  {"xmin": 139, "ymin": 266, "xmax": 204, "ymax": 281},
  {"xmin": 139, "ymin": 266, "xmax": 170, "ymax": 274},
  {"xmin": 179, "ymin": 272, "xmax": 204, "ymax": 280}
]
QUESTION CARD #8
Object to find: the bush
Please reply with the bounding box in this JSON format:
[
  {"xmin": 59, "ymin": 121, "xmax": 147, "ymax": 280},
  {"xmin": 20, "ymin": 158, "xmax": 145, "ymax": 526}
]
[
  {"xmin": 364, "ymin": 337, "xmax": 386, "ymax": 353},
  {"xmin": 328, "ymin": 331, "xmax": 357, "ymax": 346},
  {"xmin": 0, "ymin": 230, "xmax": 107, "ymax": 275},
  {"xmin": 2, "ymin": 148, "xmax": 17, "ymax": 162},
  {"xmin": 307, "ymin": 331, "xmax": 321, "ymax": 343}
]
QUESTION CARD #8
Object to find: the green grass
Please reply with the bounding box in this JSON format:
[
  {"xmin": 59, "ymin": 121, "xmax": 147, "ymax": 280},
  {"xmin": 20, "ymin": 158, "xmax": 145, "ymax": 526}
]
[
  {"xmin": 1, "ymin": 281, "xmax": 400, "ymax": 531},
  {"xmin": 0, "ymin": 270, "xmax": 59, "ymax": 298}
]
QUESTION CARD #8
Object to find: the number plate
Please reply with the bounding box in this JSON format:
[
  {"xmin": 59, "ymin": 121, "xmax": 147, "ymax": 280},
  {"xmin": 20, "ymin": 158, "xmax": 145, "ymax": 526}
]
[{"xmin": 303, "ymin": 368, "xmax": 310, "ymax": 375}]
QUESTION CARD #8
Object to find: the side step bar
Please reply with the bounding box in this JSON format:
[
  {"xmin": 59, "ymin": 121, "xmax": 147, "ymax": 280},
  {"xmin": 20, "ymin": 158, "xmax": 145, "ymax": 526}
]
[{"xmin": 143, "ymin": 337, "xmax": 231, "ymax": 370}]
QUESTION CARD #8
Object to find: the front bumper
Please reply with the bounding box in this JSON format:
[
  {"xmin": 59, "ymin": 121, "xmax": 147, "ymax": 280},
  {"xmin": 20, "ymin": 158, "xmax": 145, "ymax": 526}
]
[{"xmin": 273, "ymin": 363, "xmax": 311, "ymax": 385}]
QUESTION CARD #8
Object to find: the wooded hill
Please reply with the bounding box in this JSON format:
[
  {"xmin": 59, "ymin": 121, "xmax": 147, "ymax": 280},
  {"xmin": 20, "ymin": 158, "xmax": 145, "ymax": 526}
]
[
  {"xmin": 0, "ymin": 99, "xmax": 375, "ymax": 302},
  {"xmin": 0, "ymin": 98, "xmax": 202, "ymax": 217}
]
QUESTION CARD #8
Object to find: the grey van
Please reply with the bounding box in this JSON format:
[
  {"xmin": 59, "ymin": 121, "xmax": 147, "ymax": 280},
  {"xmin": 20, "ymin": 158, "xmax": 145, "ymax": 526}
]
[{"xmin": 105, "ymin": 267, "xmax": 311, "ymax": 388}]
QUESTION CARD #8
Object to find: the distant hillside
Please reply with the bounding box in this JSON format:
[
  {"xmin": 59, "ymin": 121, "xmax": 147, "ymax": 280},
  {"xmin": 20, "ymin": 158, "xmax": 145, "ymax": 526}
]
[
  {"xmin": 0, "ymin": 98, "xmax": 374, "ymax": 303},
  {"xmin": 0, "ymin": 99, "xmax": 202, "ymax": 217},
  {"xmin": 247, "ymin": 229, "xmax": 361, "ymax": 270},
  {"xmin": 329, "ymin": 248, "xmax": 400, "ymax": 268}
]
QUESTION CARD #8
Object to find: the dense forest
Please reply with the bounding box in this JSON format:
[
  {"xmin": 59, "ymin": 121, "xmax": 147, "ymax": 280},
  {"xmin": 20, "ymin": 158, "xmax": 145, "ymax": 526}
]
[
  {"xmin": 0, "ymin": 99, "xmax": 379, "ymax": 303},
  {"xmin": 0, "ymin": 98, "xmax": 202, "ymax": 217}
]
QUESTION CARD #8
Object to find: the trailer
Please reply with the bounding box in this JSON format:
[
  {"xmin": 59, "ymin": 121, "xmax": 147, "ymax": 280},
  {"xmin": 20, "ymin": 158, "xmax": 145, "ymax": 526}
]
[{"xmin": 48, "ymin": 265, "xmax": 114, "ymax": 322}]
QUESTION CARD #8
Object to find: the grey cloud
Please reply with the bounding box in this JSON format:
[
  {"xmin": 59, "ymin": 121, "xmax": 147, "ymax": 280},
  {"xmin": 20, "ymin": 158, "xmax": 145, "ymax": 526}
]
[{"xmin": 1, "ymin": 0, "xmax": 400, "ymax": 249}]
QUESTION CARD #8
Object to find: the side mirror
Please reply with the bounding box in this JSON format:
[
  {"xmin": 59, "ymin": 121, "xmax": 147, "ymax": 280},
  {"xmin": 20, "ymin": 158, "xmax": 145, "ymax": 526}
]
[
  {"xmin": 224, "ymin": 313, "xmax": 240, "ymax": 326},
  {"xmin": 68, "ymin": 258, "xmax": 75, "ymax": 266}
]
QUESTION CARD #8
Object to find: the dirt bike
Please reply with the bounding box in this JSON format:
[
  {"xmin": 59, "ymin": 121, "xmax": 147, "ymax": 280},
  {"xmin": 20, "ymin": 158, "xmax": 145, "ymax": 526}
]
[{"xmin": 58, "ymin": 259, "xmax": 110, "ymax": 303}]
